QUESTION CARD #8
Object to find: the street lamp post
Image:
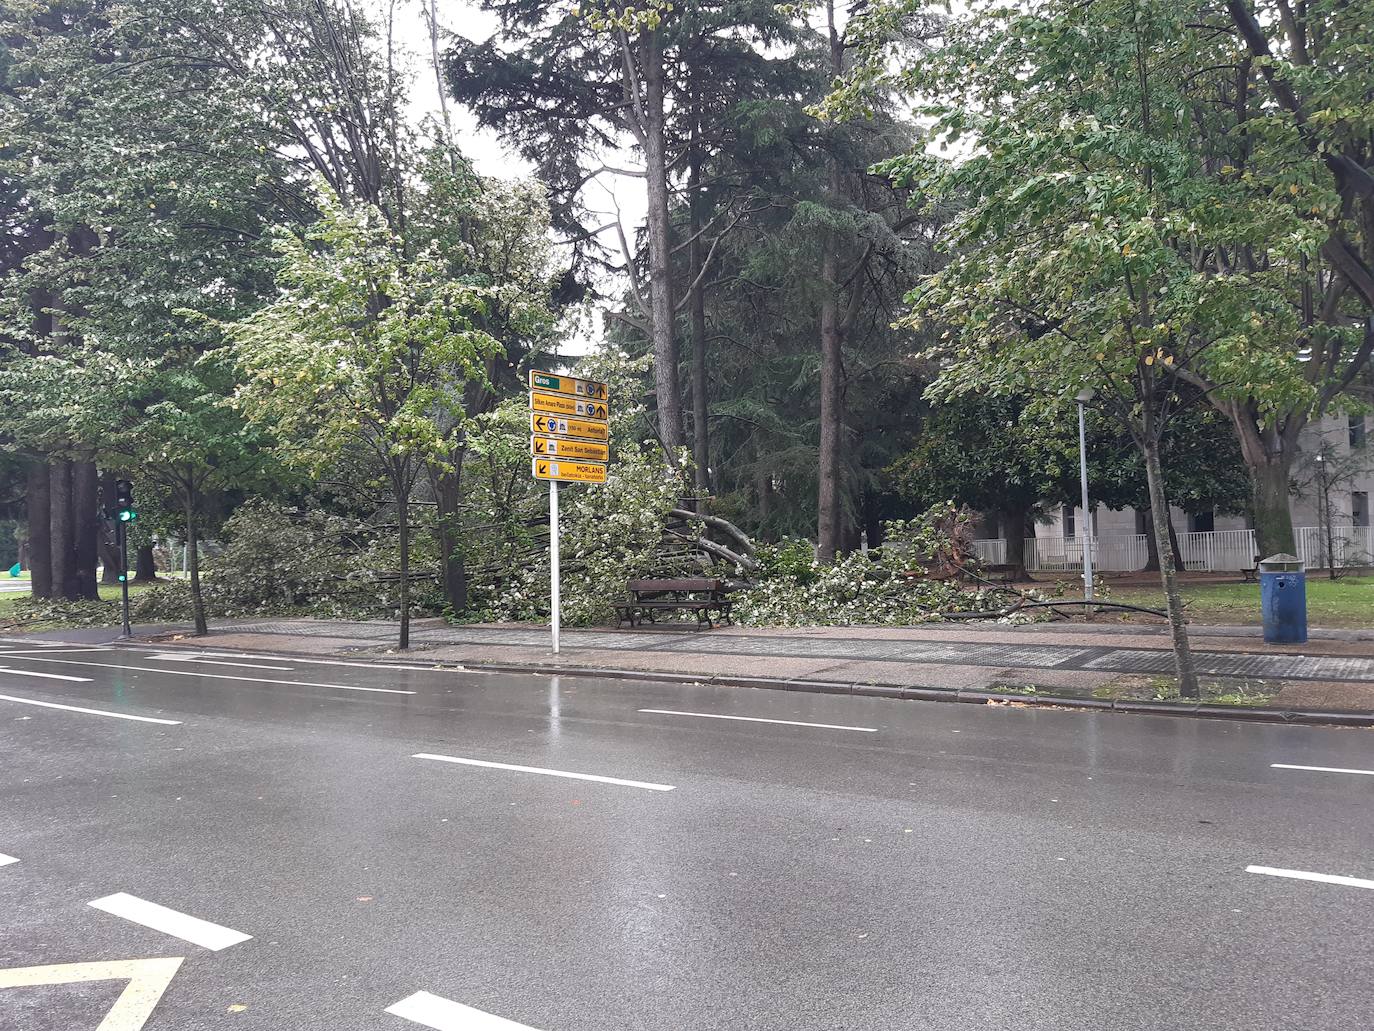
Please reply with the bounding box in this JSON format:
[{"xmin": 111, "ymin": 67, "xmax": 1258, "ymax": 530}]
[{"xmin": 1076, "ymin": 388, "xmax": 1095, "ymax": 602}]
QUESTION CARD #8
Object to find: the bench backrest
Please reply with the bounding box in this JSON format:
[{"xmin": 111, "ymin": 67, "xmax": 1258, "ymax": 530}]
[{"xmin": 629, "ymin": 578, "xmax": 724, "ymax": 593}]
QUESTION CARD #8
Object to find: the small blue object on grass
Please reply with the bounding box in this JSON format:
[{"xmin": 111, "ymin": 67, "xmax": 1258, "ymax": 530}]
[
  {"xmin": 1258, "ymin": 554, "xmax": 1307, "ymax": 645},
  {"xmin": 8, "ymin": 562, "xmax": 19, "ymax": 578}
]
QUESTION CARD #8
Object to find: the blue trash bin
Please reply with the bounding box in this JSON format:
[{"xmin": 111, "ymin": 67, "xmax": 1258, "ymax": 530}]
[{"xmin": 1258, "ymin": 553, "xmax": 1307, "ymax": 645}]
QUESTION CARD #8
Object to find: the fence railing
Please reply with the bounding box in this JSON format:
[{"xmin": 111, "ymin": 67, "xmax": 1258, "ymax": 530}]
[
  {"xmin": 1297, "ymin": 526, "xmax": 1374, "ymax": 569},
  {"xmin": 970, "ymin": 527, "xmax": 1370, "ymax": 573}
]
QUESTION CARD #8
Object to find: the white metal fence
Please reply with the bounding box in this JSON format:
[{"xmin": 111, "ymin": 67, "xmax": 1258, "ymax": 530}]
[
  {"xmin": 972, "ymin": 527, "xmax": 1371, "ymax": 573},
  {"xmin": 1297, "ymin": 526, "xmax": 1374, "ymax": 570}
]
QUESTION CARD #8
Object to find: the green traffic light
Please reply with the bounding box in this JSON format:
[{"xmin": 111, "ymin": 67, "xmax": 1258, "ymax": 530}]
[
  {"xmin": 118, "ymin": 509, "xmax": 137, "ymax": 522},
  {"xmin": 117, "ymin": 574, "xmax": 127, "ymax": 582}
]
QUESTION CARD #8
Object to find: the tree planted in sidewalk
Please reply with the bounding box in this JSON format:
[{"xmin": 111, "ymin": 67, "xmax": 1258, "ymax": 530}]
[{"xmin": 222, "ymin": 189, "xmax": 499, "ymax": 649}]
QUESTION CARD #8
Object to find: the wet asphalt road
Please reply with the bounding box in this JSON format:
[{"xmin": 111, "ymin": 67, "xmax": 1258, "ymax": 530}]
[{"xmin": 0, "ymin": 642, "xmax": 1371, "ymax": 1031}]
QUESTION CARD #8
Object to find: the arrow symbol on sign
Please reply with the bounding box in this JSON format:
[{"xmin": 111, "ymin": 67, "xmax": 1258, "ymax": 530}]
[
  {"xmin": 535, "ymin": 416, "xmax": 547, "ymax": 431},
  {"xmin": 534, "ymin": 439, "xmax": 546, "ymax": 453},
  {"xmin": 538, "ymin": 462, "xmax": 549, "ymax": 475}
]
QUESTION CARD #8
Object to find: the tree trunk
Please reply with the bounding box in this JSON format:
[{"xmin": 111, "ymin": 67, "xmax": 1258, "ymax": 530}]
[
  {"xmin": 1002, "ymin": 507, "xmax": 1032, "ymax": 581},
  {"xmin": 73, "ymin": 461, "xmax": 99, "ymax": 600},
  {"xmin": 816, "ymin": 1, "xmax": 847, "ymax": 563},
  {"xmin": 1143, "ymin": 439, "xmax": 1200, "ymax": 699},
  {"xmin": 396, "ymin": 474, "xmax": 411, "ymax": 650},
  {"xmin": 432, "ymin": 459, "xmax": 468, "ymax": 614},
  {"xmin": 1249, "ymin": 457, "xmax": 1295, "ymax": 558},
  {"xmin": 50, "ymin": 460, "xmax": 76, "ymax": 600},
  {"xmin": 185, "ymin": 486, "xmax": 207, "ymax": 636},
  {"xmin": 98, "ymin": 470, "xmax": 121, "ymax": 584},
  {"xmin": 134, "ymin": 544, "xmax": 158, "ymax": 582},
  {"xmin": 26, "ymin": 460, "xmax": 52, "ymax": 598},
  {"xmin": 1166, "ymin": 511, "xmax": 1185, "ymax": 573},
  {"xmin": 641, "ymin": 29, "xmax": 684, "ymax": 453},
  {"xmin": 1142, "ymin": 507, "xmax": 1160, "ymax": 572},
  {"xmin": 688, "ymin": 117, "xmax": 710, "ymax": 504}
]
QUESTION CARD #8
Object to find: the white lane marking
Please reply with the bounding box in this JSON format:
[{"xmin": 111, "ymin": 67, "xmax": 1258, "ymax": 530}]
[
  {"xmin": 0, "ymin": 647, "xmax": 111, "ymax": 655},
  {"xmin": 639, "ymin": 708, "xmax": 878, "ymax": 733},
  {"xmin": 149, "ymin": 653, "xmax": 294, "ymax": 671},
  {"xmin": 0, "ymin": 853, "xmax": 17, "ymax": 867},
  {"xmin": 88, "ymin": 893, "xmax": 252, "ymax": 951},
  {"xmin": 128, "ymin": 647, "xmax": 444, "ymax": 673},
  {"xmin": 0, "ymin": 656, "xmax": 415, "ymax": 695},
  {"xmin": 1246, "ymin": 865, "xmax": 1374, "ymax": 891},
  {"xmin": 386, "ymin": 991, "xmax": 545, "ymax": 1031},
  {"xmin": 0, "ymin": 956, "xmax": 185, "ymax": 1031},
  {"xmin": 0, "ymin": 693, "xmax": 181, "ymax": 725},
  {"xmin": 413, "ymin": 753, "xmax": 676, "ymax": 792},
  {"xmin": 0, "ymin": 667, "xmax": 93, "ymax": 682},
  {"xmin": 1271, "ymin": 763, "xmax": 1374, "ymax": 777}
]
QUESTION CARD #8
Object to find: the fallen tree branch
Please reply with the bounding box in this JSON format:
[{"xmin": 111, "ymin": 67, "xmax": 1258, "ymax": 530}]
[{"xmin": 669, "ymin": 508, "xmax": 757, "ymax": 556}]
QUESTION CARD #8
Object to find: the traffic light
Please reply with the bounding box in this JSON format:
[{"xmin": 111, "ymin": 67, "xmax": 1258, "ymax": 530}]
[{"xmin": 114, "ymin": 479, "xmax": 136, "ymax": 522}]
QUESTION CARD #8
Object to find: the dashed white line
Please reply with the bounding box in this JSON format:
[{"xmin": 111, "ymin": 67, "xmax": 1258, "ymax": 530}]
[
  {"xmin": 0, "ymin": 853, "xmax": 17, "ymax": 867},
  {"xmin": 639, "ymin": 708, "xmax": 878, "ymax": 732},
  {"xmin": 0, "ymin": 693, "xmax": 181, "ymax": 725},
  {"xmin": 0, "ymin": 667, "xmax": 93, "ymax": 682},
  {"xmin": 412, "ymin": 753, "xmax": 676, "ymax": 792},
  {"xmin": 1271, "ymin": 763, "xmax": 1374, "ymax": 777},
  {"xmin": 88, "ymin": 893, "xmax": 252, "ymax": 951},
  {"xmin": 149, "ymin": 653, "xmax": 294, "ymax": 671},
  {"xmin": 0, "ymin": 656, "xmax": 414, "ymax": 695},
  {"xmin": 129, "ymin": 647, "xmax": 445, "ymax": 673},
  {"xmin": 386, "ymin": 991, "xmax": 545, "ymax": 1031},
  {"xmin": 1246, "ymin": 865, "xmax": 1374, "ymax": 891}
]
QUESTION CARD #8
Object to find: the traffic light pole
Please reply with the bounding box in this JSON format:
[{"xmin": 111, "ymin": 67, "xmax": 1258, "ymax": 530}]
[{"xmin": 118, "ymin": 520, "xmax": 131, "ymax": 639}]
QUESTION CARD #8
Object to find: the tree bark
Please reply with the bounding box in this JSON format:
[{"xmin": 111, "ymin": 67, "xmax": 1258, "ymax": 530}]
[
  {"xmin": 98, "ymin": 470, "xmax": 121, "ymax": 584},
  {"xmin": 641, "ymin": 29, "xmax": 684, "ymax": 453},
  {"xmin": 73, "ymin": 461, "xmax": 99, "ymax": 600},
  {"xmin": 432, "ymin": 459, "xmax": 468, "ymax": 614},
  {"xmin": 185, "ymin": 484, "xmax": 208, "ymax": 636},
  {"xmin": 395, "ymin": 472, "xmax": 411, "ymax": 650},
  {"xmin": 1249, "ymin": 456, "xmax": 1295, "ymax": 558},
  {"xmin": 1002, "ymin": 506, "xmax": 1032, "ymax": 581},
  {"xmin": 26, "ymin": 460, "xmax": 52, "ymax": 598},
  {"xmin": 1142, "ymin": 507, "xmax": 1160, "ymax": 572},
  {"xmin": 1143, "ymin": 439, "xmax": 1200, "ymax": 699},
  {"xmin": 1166, "ymin": 510, "xmax": 1185, "ymax": 572},
  {"xmin": 134, "ymin": 544, "xmax": 158, "ymax": 582},
  {"xmin": 50, "ymin": 460, "xmax": 77, "ymax": 600},
  {"xmin": 688, "ymin": 111, "xmax": 710, "ymax": 504},
  {"xmin": 816, "ymin": 0, "xmax": 846, "ymax": 563}
]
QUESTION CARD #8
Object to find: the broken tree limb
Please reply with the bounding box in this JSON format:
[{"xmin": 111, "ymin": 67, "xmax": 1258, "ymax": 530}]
[
  {"xmin": 664, "ymin": 526, "xmax": 758, "ymax": 572},
  {"xmin": 668, "ymin": 508, "xmax": 757, "ymax": 556}
]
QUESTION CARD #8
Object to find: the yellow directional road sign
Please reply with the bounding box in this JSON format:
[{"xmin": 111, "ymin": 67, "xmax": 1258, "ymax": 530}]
[
  {"xmin": 529, "ymin": 370, "xmax": 609, "ymax": 401},
  {"xmin": 0, "ymin": 956, "xmax": 185, "ymax": 1030},
  {"xmin": 532, "ymin": 458, "xmax": 607, "ymax": 484},
  {"xmin": 530, "ymin": 414, "xmax": 609, "ymax": 441},
  {"xmin": 531, "ymin": 435, "xmax": 610, "ymax": 462},
  {"xmin": 530, "ymin": 390, "xmax": 609, "ymax": 422}
]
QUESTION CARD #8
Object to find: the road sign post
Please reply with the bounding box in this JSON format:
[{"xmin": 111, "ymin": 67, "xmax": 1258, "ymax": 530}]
[{"xmin": 528, "ymin": 371, "xmax": 611, "ymax": 655}]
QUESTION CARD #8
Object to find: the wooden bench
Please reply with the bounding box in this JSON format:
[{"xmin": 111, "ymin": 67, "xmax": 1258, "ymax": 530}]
[
  {"xmin": 614, "ymin": 578, "xmax": 733, "ymax": 629},
  {"xmin": 1241, "ymin": 556, "xmax": 1263, "ymax": 582}
]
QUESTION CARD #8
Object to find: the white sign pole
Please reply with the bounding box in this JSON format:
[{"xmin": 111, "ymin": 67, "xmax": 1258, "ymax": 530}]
[{"xmin": 550, "ymin": 480, "xmax": 561, "ymax": 654}]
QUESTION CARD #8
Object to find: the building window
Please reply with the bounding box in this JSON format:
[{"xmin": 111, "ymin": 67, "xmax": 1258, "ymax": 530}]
[
  {"xmin": 1190, "ymin": 511, "xmax": 1215, "ymax": 533},
  {"xmin": 1355, "ymin": 492, "xmax": 1370, "ymax": 529},
  {"xmin": 1063, "ymin": 506, "xmax": 1075, "ymax": 538},
  {"xmin": 1352, "ymin": 416, "xmax": 1368, "ymax": 449}
]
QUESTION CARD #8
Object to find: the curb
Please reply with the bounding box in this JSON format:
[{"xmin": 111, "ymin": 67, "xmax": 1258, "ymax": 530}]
[{"xmin": 118, "ymin": 638, "xmax": 1374, "ymax": 729}]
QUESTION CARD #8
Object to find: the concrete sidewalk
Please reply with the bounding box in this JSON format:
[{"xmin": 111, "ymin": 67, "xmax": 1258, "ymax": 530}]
[{"xmin": 108, "ymin": 616, "xmax": 1374, "ymax": 715}]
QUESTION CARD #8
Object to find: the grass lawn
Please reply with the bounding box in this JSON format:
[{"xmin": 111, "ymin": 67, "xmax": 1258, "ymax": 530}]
[{"xmin": 1106, "ymin": 575, "xmax": 1374, "ymax": 628}]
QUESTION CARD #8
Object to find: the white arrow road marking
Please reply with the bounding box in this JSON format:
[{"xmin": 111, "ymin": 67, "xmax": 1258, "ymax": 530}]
[
  {"xmin": 638, "ymin": 708, "xmax": 878, "ymax": 732},
  {"xmin": 1246, "ymin": 865, "xmax": 1374, "ymax": 891},
  {"xmin": 89, "ymin": 894, "xmax": 252, "ymax": 951},
  {"xmin": 0, "ymin": 656, "xmax": 414, "ymax": 695},
  {"xmin": 1271, "ymin": 763, "xmax": 1374, "ymax": 777},
  {"xmin": 0, "ymin": 853, "xmax": 17, "ymax": 867},
  {"xmin": 0, "ymin": 694, "xmax": 180, "ymax": 725},
  {"xmin": 413, "ymin": 753, "xmax": 676, "ymax": 792},
  {"xmin": 0, "ymin": 956, "xmax": 184, "ymax": 1031},
  {"xmin": 386, "ymin": 991, "xmax": 546, "ymax": 1031},
  {"xmin": 0, "ymin": 667, "xmax": 92, "ymax": 682}
]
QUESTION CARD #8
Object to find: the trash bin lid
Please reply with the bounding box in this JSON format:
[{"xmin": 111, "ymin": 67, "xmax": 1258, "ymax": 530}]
[{"xmin": 1258, "ymin": 553, "xmax": 1304, "ymax": 572}]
